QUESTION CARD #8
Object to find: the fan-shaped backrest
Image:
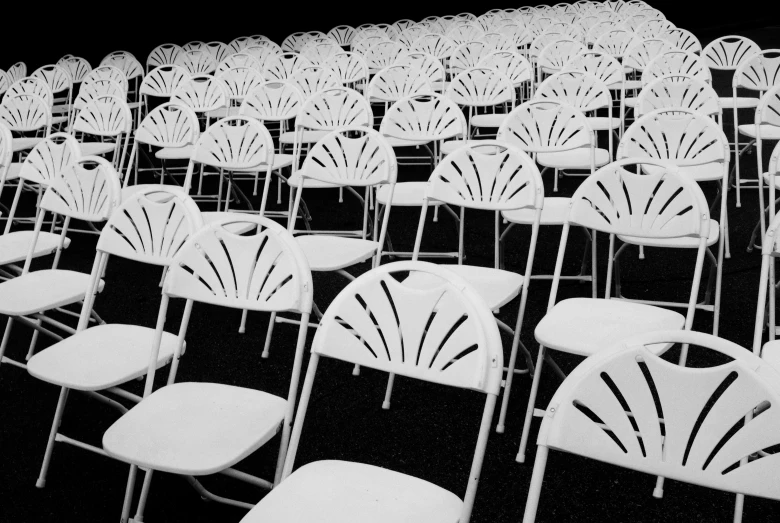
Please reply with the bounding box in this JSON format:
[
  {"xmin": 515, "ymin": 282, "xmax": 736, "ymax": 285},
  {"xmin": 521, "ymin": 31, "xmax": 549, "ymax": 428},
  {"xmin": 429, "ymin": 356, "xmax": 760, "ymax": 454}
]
[
  {"xmin": 97, "ymin": 187, "xmax": 203, "ymax": 265},
  {"xmin": 623, "ymin": 38, "xmax": 673, "ymax": 71},
  {"xmin": 425, "ymin": 141, "xmax": 543, "ymax": 212},
  {"xmin": 296, "ymin": 87, "xmax": 373, "ymax": 130},
  {"xmin": 412, "ymin": 34, "xmax": 457, "ymax": 59},
  {"xmin": 534, "ymin": 71, "xmax": 612, "ymax": 111},
  {"xmin": 289, "ymin": 66, "xmax": 341, "ymax": 99},
  {"xmin": 57, "ymin": 56, "xmax": 92, "ymax": 83},
  {"xmin": 586, "ymin": 20, "xmax": 618, "ymax": 45},
  {"xmin": 40, "ymin": 156, "xmax": 121, "ymax": 222},
  {"xmin": 172, "ymin": 74, "xmax": 229, "ymax": 113},
  {"xmin": 364, "ymin": 41, "xmax": 406, "ymax": 71},
  {"xmin": 0, "ymin": 70, "xmax": 10, "ymax": 97},
  {"xmin": 205, "ymin": 42, "xmax": 231, "ymax": 64},
  {"xmin": 228, "ymin": 36, "xmax": 253, "ymax": 54},
  {"xmin": 76, "ymin": 81, "xmax": 126, "ymax": 113},
  {"xmin": 449, "ymin": 41, "xmax": 492, "ymax": 76},
  {"xmin": 366, "ymin": 65, "xmax": 433, "ymax": 102},
  {"xmin": 635, "ymin": 75, "xmax": 721, "ymax": 117},
  {"xmin": 72, "ymin": 95, "xmax": 132, "ymax": 136},
  {"xmin": 6, "ymin": 77, "xmax": 54, "ymax": 106},
  {"xmin": 567, "ymin": 158, "xmax": 709, "ymax": 238},
  {"xmin": 394, "ymin": 52, "xmax": 445, "ymax": 84},
  {"xmin": 15, "ymin": 133, "xmax": 80, "ymax": 186},
  {"xmin": 325, "ymin": 52, "xmax": 368, "ymax": 84},
  {"xmin": 299, "ymin": 126, "xmax": 397, "ymax": 187},
  {"xmin": 618, "ymin": 108, "xmax": 729, "ymax": 168},
  {"xmin": 593, "ymin": 29, "xmax": 641, "ymax": 59},
  {"xmin": 643, "ymin": 50, "xmax": 711, "ymax": 85},
  {"xmin": 478, "ymin": 51, "xmax": 532, "ymax": 86},
  {"xmin": 380, "ymin": 93, "xmax": 467, "ymax": 141},
  {"xmin": 397, "ymin": 26, "xmax": 428, "ymax": 48},
  {"xmin": 164, "ymin": 215, "xmax": 313, "ymax": 314},
  {"xmin": 0, "ymin": 94, "xmax": 51, "ymax": 132},
  {"xmin": 539, "ymin": 39, "xmax": 587, "ymax": 70},
  {"xmin": 263, "ymin": 53, "xmax": 312, "ymax": 81},
  {"xmin": 497, "ymin": 100, "xmax": 593, "ymax": 153},
  {"xmin": 563, "ymin": 50, "xmax": 624, "ymax": 86},
  {"xmin": 481, "ymin": 32, "xmax": 516, "ymax": 51},
  {"xmin": 281, "ymin": 32, "xmax": 311, "ymax": 53},
  {"xmin": 328, "ymin": 25, "xmax": 356, "ymax": 46},
  {"xmin": 32, "ymin": 65, "xmax": 72, "ymax": 95},
  {"xmin": 146, "ymin": 43, "xmax": 183, "ymax": 70},
  {"xmin": 239, "ymin": 81, "xmax": 303, "ymax": 122},
  {"xmin": 217, "ymin": 52, "xmax": 263, "ymax": 75},
  {"xmin": 446, "ymin": 67, "xmax": 515, "ymax": 107},
  {"xmin": 703, "ymin": 36, "xmax": 760, "ymax": 70},
  {"xmin": 313, "ymin": 261, "xmax": 503, "ymax": 393},
  {"xmin": 101, "ymin": 52, "xmax": 144, "ymax": 80},
  {"xmin": 757, "ymin": 84, "xmax": 780, "ymax": 128},
  {"xmin": 182, "ymin": 41, "xmax": 206, "ymax": 52},
  {"xmin": 140, "ymin": 65, "xmax": 190, "ymax": 97},
  {"xmin": 662, "ymin": 28, "xmax": 702, "ymax": 54},
  {"xmin": 134, "ymin": 102, "xmax": 199, "ymax": 148},
  {"xmin": 540, "ymin": 329, "xmax": 780, "ymax": 501},
  {"xmin": 174, "ymin": 50, "xmax": 217, "ymax": 75},
  {"xmin": 733, "ymin": 50, "xmax": 780, "ymax": 91},
  {"xmin": 7, "ymin": 62, "xmax": 26, "ymax": 83},
  {"xmin": 189, "ymin": 116, "xmax": 274, "ymax": 172},
  {"xmin": 0, "ymin": 122, "xmax": 12, "ymax": 177},
  {"xmin": 217, "ymin": 67, "xmax": 265, "ymax": 102},
  {"xmin": 302, "ymin": 42, "xmax": 341, "ymax": 66},
  {"xmin": 447, "ymin": 23, "xmax": 486, "ymax": 45},
  {"xmin": 83, "ymin": 65, "xmax": 128, "ymax": 92}
]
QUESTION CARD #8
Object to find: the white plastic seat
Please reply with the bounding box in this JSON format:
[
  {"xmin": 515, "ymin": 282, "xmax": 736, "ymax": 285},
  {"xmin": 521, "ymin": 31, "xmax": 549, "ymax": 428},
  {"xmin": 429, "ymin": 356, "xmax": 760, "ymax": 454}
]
[
  {"xmin": 624, "ymin": 79, "xmax": 642, "ymax": 90},
  {"xmin": 240, "ymin": 460, "xmax": 463, "ymax": 523},
  {"xmin": 295, "ymin": 235, "xmax": 380, "ymax": 271},
  {"xmin": 718, "ymin": 96, "xmax": 759, "ymax": 108},
  {"xmin": 154, "ymin": 144, "xmax": 193, "ymax": 160},
  {"xmin": 619, "ymin": 219, "xmax": 720, "ymax": 248},
  {"xmin": 381, "ymin": 136, "xmax": 430, "ymax": 148},
  {"xmin": 643, "ymin": 162, "xmax": 723, "ymax": 182},
  {"xmin": 0, "ymin": 270, "xmax": 99, "ymax": 316},
  {"xmin": 587, "ymin": 116, "xmax": 621, "ymax": 130},
  {"xmin": 440, "ymin": 139, "xmax": 488, "ymax": 155},
  {"xmin": 0, "ymin": 231, "xmax": 71, "ymax": 266},
  {"xmin": 201, "ymin": 211, "xmax": 257, "ymax": 234},
  {"xmin": 623, "ymin": 96, "xmax": 638, "ymax": 108},
  {"xmin": 737, "ymin": 123, "xmax": 780, "ymax": 140},
  {"xmin": 4, "ymin": 162, "xmax": 21, "ymax": 180},
  {"xmin": 79, "ymin": 142, "xmax": 116, "ymax": 156},
  {"xmin": 537, "ymin": 147, "xmax": 611, "ymax": 170},
  {"xmin": 376, "ymin": 182, "xmax": 441, "ymax": 207},
  {"xmin": 503, "ymin": 197, "xmax": 571, "ymax": 226},
  {"xmin": 470, "ymin": 113, "xmax": 509, "ymax": 128},
  {"xmin": 761, "ymin": 340, "xmax": 780, "ymax": 371},
  {"xmin": 279, "ymin": 129, "xmax": 330, "ymax": 144},
  {"xmin": 27, "ymin": 325, "xmax": 180, "ymax": 390},
  {"xmin": 535, "ymin": 298, "xmax": 684, "ymax": 357},
  {"xmin": 12, "ymin": 136, "xmax": 45, "ymax": 152},
  {"xmin": 405, "ymin": 264, "xmax": 523, "ymax": 310},
  {"xmin": 104, "ymin": 382, "xmax": 287, "ymax": 475}
]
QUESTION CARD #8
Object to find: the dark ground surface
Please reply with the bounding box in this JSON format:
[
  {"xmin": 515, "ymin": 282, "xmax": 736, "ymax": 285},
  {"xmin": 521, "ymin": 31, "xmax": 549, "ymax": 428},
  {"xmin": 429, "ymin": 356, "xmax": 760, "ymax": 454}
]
[{"xmin": 2, "ymin": 25, "xmax": 780, "ymax": 523}]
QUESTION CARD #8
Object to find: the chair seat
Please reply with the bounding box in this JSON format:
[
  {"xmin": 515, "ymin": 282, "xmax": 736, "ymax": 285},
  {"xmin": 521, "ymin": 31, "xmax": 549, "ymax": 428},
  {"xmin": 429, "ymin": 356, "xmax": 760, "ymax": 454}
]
[
  {"xmin": 12, "ymin": 137, "xmax": 44, "ymax": 152},
  {"xmin": 642, "ymin": 162, "xmax": 724, "ymax": 182},
  {"xmin": 155, "ymin": 144, "xmax": 194, "ymax": 160},
  {"xmin": 502, "ymin": 197, "xmax": 571, "ymax": 226},
  {"xmin": 382, "ymin": 136, "xmax": 431, "ymax": 148},
  {"xmin": 761, "ymin": 339, "xmax": 780, "ymax": 372},
  {"xmin": 404, "ymin": 264, "xmax": 523, "ymax": 309},
  {"xmin": 4, "ymin": 163, "xmax": 21, "ymax": 181},
  {"xmin": 762, "ymin": 171, "xmax": 780, "ymax": 189},
  {"xmin": 537, "ymin": 147, "xmax": 611, "ymax": 171},
  {"xmin": 295, "ymin": 235, "xmax": 379, "ymax": 271},
  {"xmin": 624, "ymin": 79, "xmax": 642, "ymax": 90},
  {"xmin": 470, "ymin": 113, "xmax": 509, "ymax": 128},
  {"xmin": 441, "ymin": 139, "xmax": 488, "ymax": 155},
  {"xmin": 202, "ymin": 211, "xmax": 259, "ymax": 235},
  {"xmin": 80, "ymin": 142, "xmax": 116, "ymax": 156},
  {"xmin": 279, "ymin": 130, "xmax": 330, "ymax": 145},
  {"xmin": 535, "ymin": 297, "xmax": 684, "ymax": 357},
  {"xmin": 0, "ymin": 269, "xmax": 101, "ymax": 316},
  {"xmin": 718, "ymin": 96, "xmax": 759, "ymax": 109},
  {"xmin": 623, "ymin": 97, "xmax": 637, "ymax": 108},
  {"xmin": 432, "ymin": 81, "xmax": 449, "ymax": 92},
  {"xmin": 587, "ymin": 116, "xmax": 620, "ymax": 131},
  {"xmin": 287, "ymin": 171, "xmax": 338, "ymax": 189},
  {"xmin": 238, "ymin": 460, "xmax": 462, "ymax": 523},
  {"xmin": 51, "ymin": 115, "xmax": 68, "ymax": 126},
  {"xmin": 27, "ymin": 324, "xmax": 180, "ymax": 391},
  {"xmin": 0, "ymin": 231, "xmax": 71, "ymax": 266},
  {"xmin": 376, "ymin": 182, "xmax": 440, "ymax": 207},
  {"xmin": 103, "ymin": 382, "xmax": 287, "ymax": 475},
  {"xmin": 738, "ymin": 124, "xmax": 780, "ymax": 140},
  {"xmin": 618, "ymin": 219, "xmax": 720, "ymax": 248}
]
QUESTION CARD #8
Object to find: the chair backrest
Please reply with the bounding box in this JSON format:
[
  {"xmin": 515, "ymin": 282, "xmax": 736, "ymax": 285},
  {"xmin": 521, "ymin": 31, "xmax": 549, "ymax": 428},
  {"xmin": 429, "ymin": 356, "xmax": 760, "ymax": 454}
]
[
  {"xmin": 449, "ymin": 41, "xmax": 492, "ymax": 76},
  {"xmin": 756, "ymin": 84, "xmax": 780, "ymax": 128},
  {"xmin": 7, "ymin": 61, "xmax": 26, "ymax": 83},
  {"xmin": 31, "ymin": 65, "xmax": 72, "ymax": 96},
  {"xmin": 703, "ymin": 35, "xmax": 761, "ymax": 71},
  {"xmin": 6, "ymin": 76, "xmax": 54, "ymax": 106},
  {"xmin": 164, "ymin": 215, "xmax": 313, "ymax": 314},
  {"xmin": 366, "ymin": 65, "xmax": 433, "ymax": 102},
  {"xmin": 481, "ymin": 32, "xmax": 517, "ymax": 52},
  {"xmin": 538, "ymin": 39, "xmax": 587, "ymax": 71},
  {"xmin": 623, "ymin": 38, "xmax": 673, "ymax": 72},
  {"xmin": 12, "ymin": 132, "xmax": 80, "ymax": 188},
  {"xmin": 0, "ymin": 121, "xmax": 11, "ymax": 182},
  {"xmin": 182, "ymin": 41, "xmax": 206, "ymax": 52},
  {"xmin": 662, "ymin": 28, "xmax": 702, "ymax": 54},
  {"xmin": 96, "ymin": 186, "xmax": 204, "ymax": 265},
  {"xmin": 204, "ymin": 41, "xmax": 230, "ymax": 64},
  {"xmin": 217, "ymin": 66, "xmax": 265, "ymax": 104},
  {"xmin": 445, "ymin": 67, "xmax": 515, "ymax": 108},
  {"xmin": 642, "ymin": 50, "xmax": 711, "ymax": 85},
  {"xmin": 289, "ymin": 65, "xmax": 341, "ymax": 99},
  {"xmin": 39, "ymin": 156, "xmax": 121, "ymax": 222},
  {"xmin": 134, "ymin": 101, "xmax": 200, "ymax": 148},
  {"xmin": 394, "ymin": 52, "xmax": 445, "ymax": 84},
  {"xmin": 0, "ymin": 94, "xmax": 51, "ymax": 133},
  {"xmin": 101, "ymin": 52, "xmax": 144, "ymax": 80},
  {"xmin": 239, "ymin": 81, "xmax": 304, "ymax": 122},
  {"xmin": 282, "ymin": 260, "xmax": 504, "ymax": 523},
  {"xmin": 174, "ymin": 50, "xmax": 217, "ymax": 75},
  {"xmin": 302, "ymin": 42, "xmax": 341, "ymax": 66},
  {"xmin": 139, "ymin": 65, "xmax": 190, "ymax": 98},
  {"xmin": 82, "ymin": 65, "xmax": 128, "ymax": 93},
  {"xmin": 228, "ymin": 36, "xmax": 253, "ymax": 54},
  {"xmin": 563, "ymin": 50, "xmax": 624, "ymax": 87},
  {"xmin": 593, "ymin": 29, "xmax": 641, "ymax": 59},
  {"xmin": 534, "ymin": 71, "xmax": 612, "ymax": 112},
  {"xmin": 327, "ymin": 25, "xmax": 356, "ymax": 46},
  {"xmin": 537, "ymin": 329, "xmax": 780, "ymax": 502},
  {"xmin": 281, "ymin": 32, "xmax": 310, "ymax": 53},
  {"xmin": 263, "ymin": 52, "xmax": 312, "ymax": 81},
  {"xmin": 71, "ymin": 95, "xmax": 132, "ymax": 137},
  {"xmin": 618, "ymin": 108, "xmax": 730, "ymax": 169},
  {"xmin": 529, "ymin": 32, "xmax": 566, "ymax": 59},
  {"xmin": 397, "ymin": 26, "xmax": 428, "ymax": 48},
  {"xmin": 379, "ymin": 93, "xmax": 467, "ymax": 141},
  {"xmin": 172, "ymin": 74, "xmax": 229, "ymax": 113},
  {"xmin": 586, "ymin": 20, "xmax": 618, "ymax": 45},
  {"xmin": 217, "ymin": 52, "xmax": 263, "ymax": 75},
  {"xmin": 412, "ymin": 33, "xmax": 457, "ymax": 59},
  {"xmin": 0, "ymin": 70, "xmax": 10, "ymax": 97},
  {"xmin": 325, "ymin": 52, "xmax": 368, "ymax": 84},
  {"xmin": 635, "ymin": 75, "xmax": 721, "ymax": 117},
  {"xmin": 364, "ymin": 41, "xmax": 406, "ymax": 71},
  {"xmin": 447, "ymin": 23, "xmax": 486, "ymax": 44},
  {"xmin": 634, "ymin": 17, "xmax": 675, "ymax": 39},
  {"xmin": 57, "ymin": 56, "xmax": 92, "ymax": 84},
  {"xmin": 733, "ymin": 49, "xmax": 780, "ymax": 92},
  {"xmin": 295, "ymin": 87, "xmax": 373, "ymax": 131},
  {"xmin": 478, "ymin": 51, "xmax": 533, "ymax": 86},
  {"xmin": 146, "ymin": 43, "xmax": 184, "ymax": 71},
  {"xmin": 497, "ymin": 99, "xmax": 594, "ymax": 154}
]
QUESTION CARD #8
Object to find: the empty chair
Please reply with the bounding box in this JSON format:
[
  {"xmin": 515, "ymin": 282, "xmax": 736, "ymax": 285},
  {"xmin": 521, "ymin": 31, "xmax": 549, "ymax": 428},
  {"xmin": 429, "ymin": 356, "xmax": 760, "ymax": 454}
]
[
  {"xmin": 70, "ymin": 95, "xmax": 132, "ymax": 171},
  {"xmin": 0, "ymin": 93, "xmax": 52, "ymax": 152},
  {"xmin": 325, "ymin": 52, "xmax": 369, "ymax": 88},
  {"xmin": 238, "ymin": 260, "xmax": 503, "ymax": 523},
  {"xmin": 174, "ymin": 49, "xmax": 217, "ymax": 75},
  {"xmin": 289, "ymin": 65, "xmax": 341, "ymax": 99},
  {"xmin": 146, "ymin": 43, "xmax": 184, "ymax": 72},
  {"xmin": 263, "ymin": 52, "xmax": 313, "ymax": 81},
  {"xmin": 634, "ymin": 74, "xmax": 721, "ymax": 119}
]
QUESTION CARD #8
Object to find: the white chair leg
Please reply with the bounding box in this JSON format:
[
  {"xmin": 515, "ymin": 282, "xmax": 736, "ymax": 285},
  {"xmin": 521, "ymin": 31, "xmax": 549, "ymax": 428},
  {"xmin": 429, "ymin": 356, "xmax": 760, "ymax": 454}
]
[
  {"xmin": 261, "ymin": 312, "xmax": 276, "ymax": 358},
  {"xmin": 26, "ymin": 324, "xmax": 41, "ymax": 360},
  {"xmin": 734, "ymin": 111, "xmax": 741, "ymax": 208},
  {"xmin": 121, "ymin": 465, "xmax": 139, "ymax": 523},
  {"xmin": 0, "ymin": 317, "xmax": 14, "ymax": 365},
  {"xmin": 238, "ymin": 309, "xmax": 248, "ymax": 334},
  {"xmin": 133, "ymin": 469, "xmax": 155, "ymax": 522},
  {"xmin": 653, "ymin": 475, "xmax": 665, "ymax": 498},
  {"xmin": 36, "ymin": 387, "xmax": 70, "ymax": 488},
  {"xmin": 733, "ymin": 493, "xmax": 745, "ymax": 523},
  {"xmin": 522, "ymin": 445, "xmax": 549, "ymax": 523},
  {"xmin": 383, "ymin": 373, "xmax": 395, "ymax": 410},
  {"xmin": 352, "ymin": 364, "xmax": 361, "ymax": 376},
  {"xmin": 553, "ymin": 168, "xmax": 558, "ymax": 193},
  {"xmin": 517, "ymin": 345, "xmax": 546, "ymax": 463},
  {"xmin": 497, "ymin": 318, "xmax": 526, "ymax": 433}
]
